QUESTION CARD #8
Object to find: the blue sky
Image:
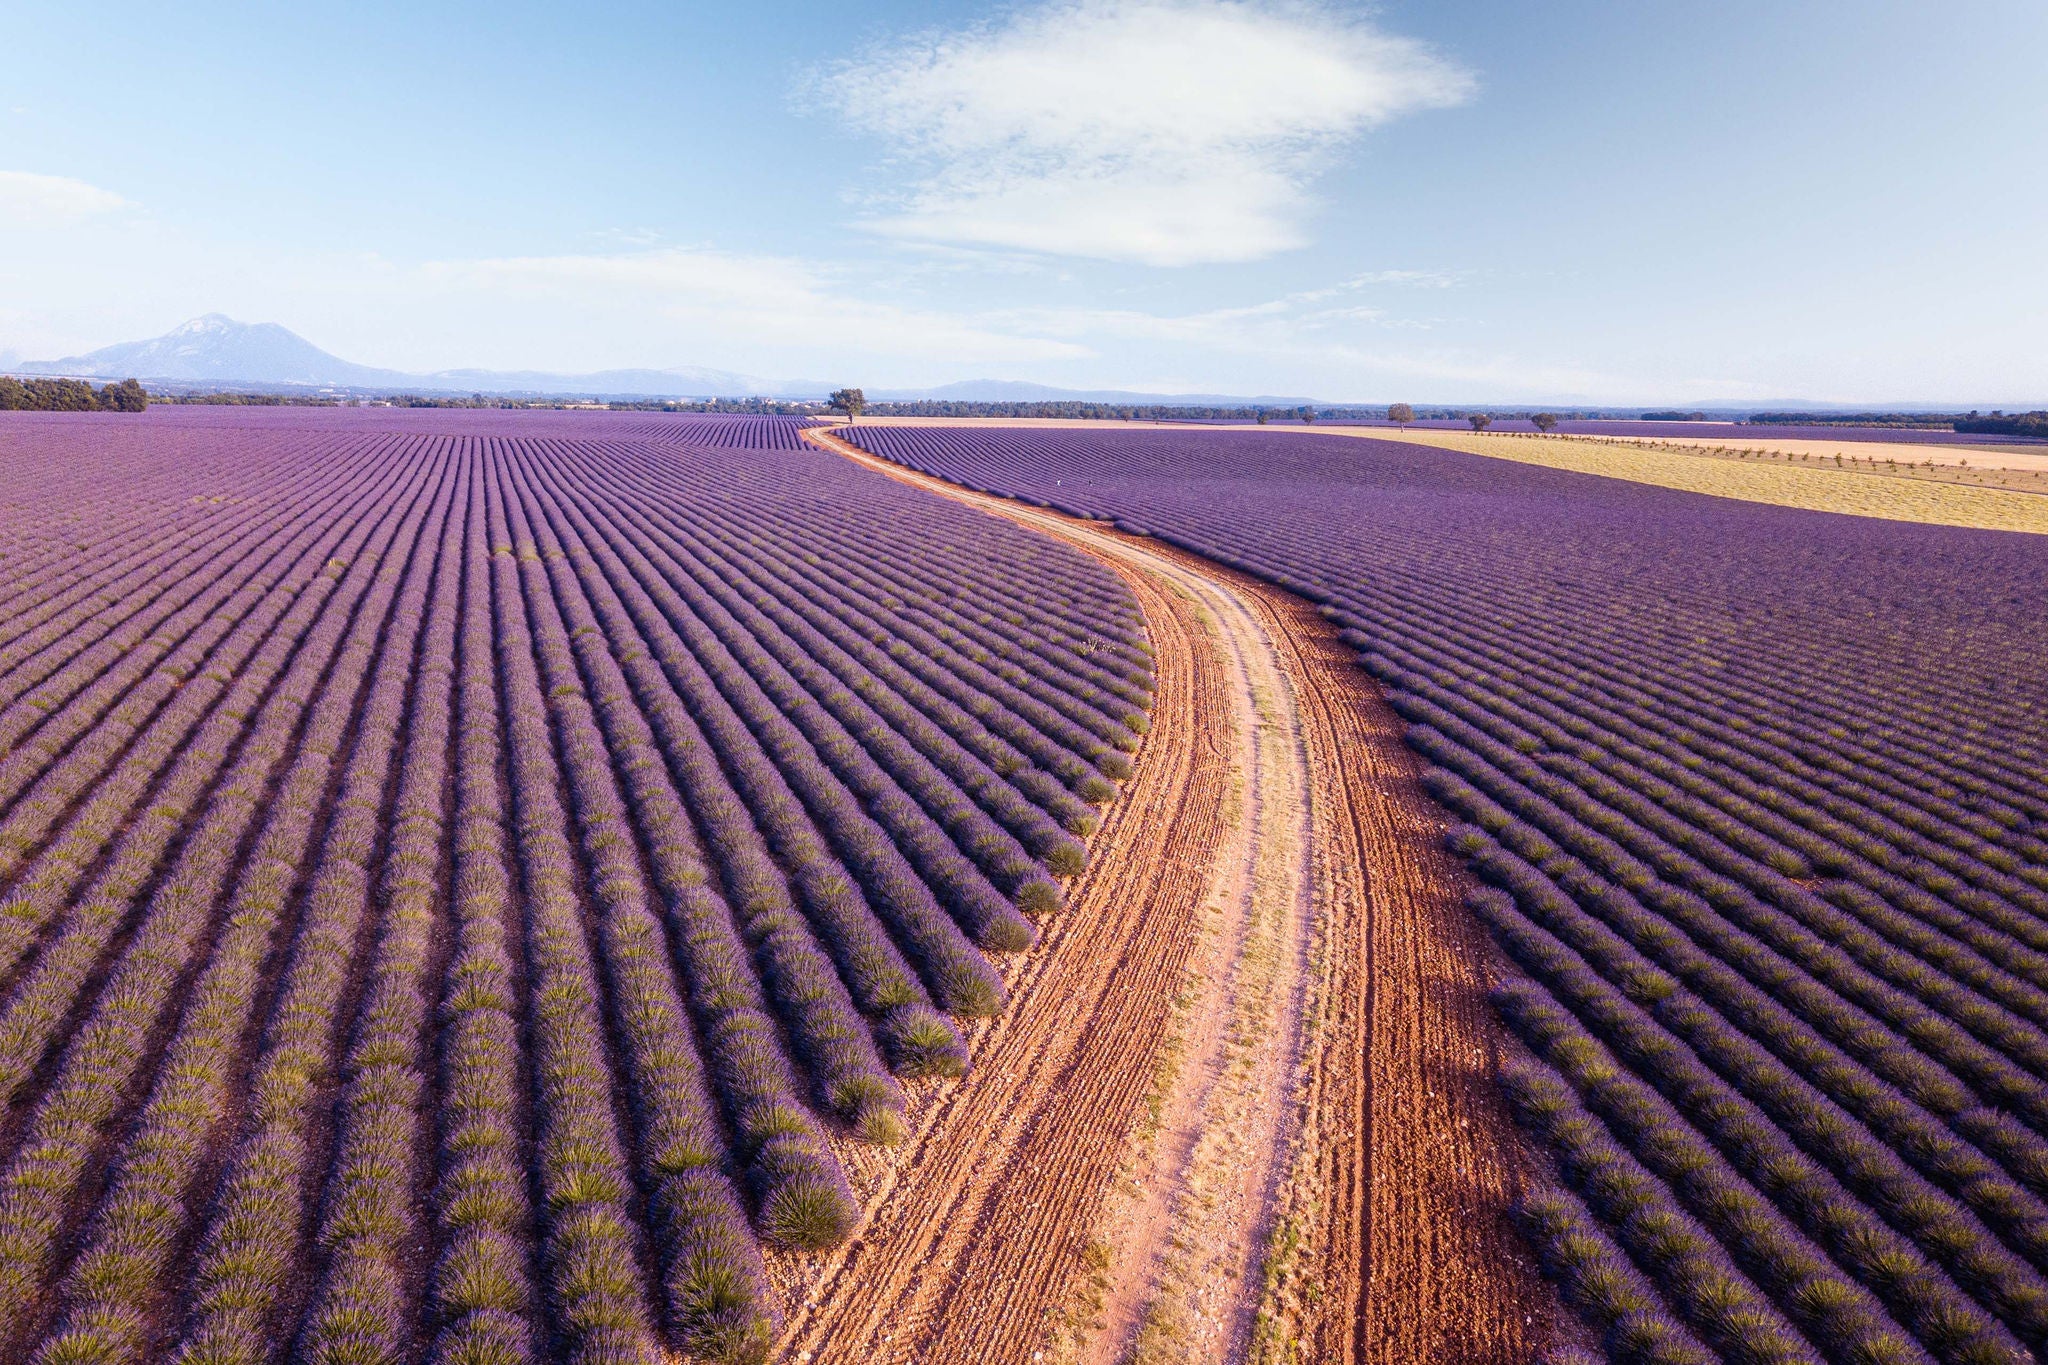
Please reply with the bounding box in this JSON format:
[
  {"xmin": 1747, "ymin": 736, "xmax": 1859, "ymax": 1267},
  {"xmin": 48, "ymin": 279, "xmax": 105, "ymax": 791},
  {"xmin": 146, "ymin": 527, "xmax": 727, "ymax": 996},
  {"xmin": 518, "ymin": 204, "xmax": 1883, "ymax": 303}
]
[{"xmin": 2, "ymin": 0, "xmax": 2043, "ymax": 403}]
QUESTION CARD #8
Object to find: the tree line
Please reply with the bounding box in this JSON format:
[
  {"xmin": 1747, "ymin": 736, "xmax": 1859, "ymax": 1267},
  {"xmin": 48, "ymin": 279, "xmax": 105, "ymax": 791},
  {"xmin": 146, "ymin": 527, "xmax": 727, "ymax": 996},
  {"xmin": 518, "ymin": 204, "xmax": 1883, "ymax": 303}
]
[
  {"xmin": 0, "ymin": 377, "xmax": 149, "ymax": 412},
  {"xmin": 1955, "ymin": 411, "xmax": 2048, "ymax": 437}
]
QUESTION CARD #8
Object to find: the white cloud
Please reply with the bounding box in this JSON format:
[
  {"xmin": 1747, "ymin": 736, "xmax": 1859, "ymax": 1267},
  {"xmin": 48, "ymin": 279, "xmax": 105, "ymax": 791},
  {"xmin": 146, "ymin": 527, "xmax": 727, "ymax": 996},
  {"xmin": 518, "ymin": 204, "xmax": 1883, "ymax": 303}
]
[
  {"xmin": 0, "ymin": 171, "xmax": 129, "ymax": 222},
  {"xmin": 810, "ymin": 1, "xmax": 1473, "ymax": 266},
  {"xmin": 1329, "ymin": 268, "xmax": 1468, "ymax": 289},
  {"xmin": 419, "ymin": 246, "xmax": 1089, "ymax": 369}
]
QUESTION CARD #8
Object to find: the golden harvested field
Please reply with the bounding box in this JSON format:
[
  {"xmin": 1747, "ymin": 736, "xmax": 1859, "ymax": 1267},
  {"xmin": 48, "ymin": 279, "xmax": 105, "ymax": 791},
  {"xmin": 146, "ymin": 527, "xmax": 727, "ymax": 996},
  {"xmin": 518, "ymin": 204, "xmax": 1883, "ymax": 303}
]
[
  {"xmin": 1354, "ymin": 429, "xmax": 2048, "ymax": 534},
  {"xmin": 1559, "ymin": 433, "xmax": 2048, "ymax": 471}
]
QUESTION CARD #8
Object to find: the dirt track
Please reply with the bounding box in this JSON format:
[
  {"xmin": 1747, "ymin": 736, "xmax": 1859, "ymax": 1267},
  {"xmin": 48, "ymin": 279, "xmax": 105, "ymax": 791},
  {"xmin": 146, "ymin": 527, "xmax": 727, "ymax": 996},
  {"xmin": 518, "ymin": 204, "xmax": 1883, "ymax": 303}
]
[{"xmin": 783, "ymin": 427, "xmax": 1556, "ymax": 1364}]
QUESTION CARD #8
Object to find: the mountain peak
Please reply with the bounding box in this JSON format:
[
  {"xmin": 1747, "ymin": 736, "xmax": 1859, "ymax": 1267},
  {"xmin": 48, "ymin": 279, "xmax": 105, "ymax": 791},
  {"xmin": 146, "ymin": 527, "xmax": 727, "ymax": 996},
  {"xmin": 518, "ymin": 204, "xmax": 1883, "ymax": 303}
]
[
  {"xmin": 16, "ymin": 315, "xmax": 394, "ymax": 387},
  {"xmin": 12, "ymin": 316, "xmax": 777, "ymax": 397}
]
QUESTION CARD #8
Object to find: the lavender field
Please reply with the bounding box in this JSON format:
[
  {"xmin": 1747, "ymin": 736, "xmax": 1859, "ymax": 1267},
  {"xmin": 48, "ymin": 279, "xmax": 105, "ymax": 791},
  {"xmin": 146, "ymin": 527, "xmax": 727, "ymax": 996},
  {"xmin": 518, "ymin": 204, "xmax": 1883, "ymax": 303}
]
[
  {"xmin": 1192, "ymin": 417, "xmax": 2047, "ymax": 445},
  {"xmin": 0, "ymin": 410, "xmax": 1150, "ymax": 1364},
  {"xmin": 846, "ymin": 423, "xmax": 2048, "ymax": 1365}
]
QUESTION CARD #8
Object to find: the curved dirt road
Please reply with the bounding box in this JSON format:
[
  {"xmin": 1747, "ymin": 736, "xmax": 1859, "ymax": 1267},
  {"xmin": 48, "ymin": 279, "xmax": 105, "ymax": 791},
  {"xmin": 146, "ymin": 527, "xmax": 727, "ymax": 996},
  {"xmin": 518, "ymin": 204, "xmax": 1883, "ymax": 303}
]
[{"xmin": 780, "ymin": 427, "xmax": 1555, "ymax": 1365}]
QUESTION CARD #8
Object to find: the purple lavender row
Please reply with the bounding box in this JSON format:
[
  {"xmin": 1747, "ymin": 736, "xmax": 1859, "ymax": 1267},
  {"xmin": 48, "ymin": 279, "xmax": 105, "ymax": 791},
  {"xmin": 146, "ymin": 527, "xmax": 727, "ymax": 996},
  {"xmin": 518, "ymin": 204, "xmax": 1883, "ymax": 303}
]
[
  {"xmin": 553, "ymin": 472, "xmax": 1041, "ymax": 953},
  {"xmin": 1510, "ymin": 1181, "xmax": 1720, "ymax": 1365},
  {"xmin": 1422, "ymin": 742, "xmax": 2048, "ymax": 1235},
  {"xmin": 519, "ymin": 454, "xmax": 968, "ymax": 1086},
  {"xmin": 489, "ymin": 447, "xmax": 777, "ymax": 1363},
  {"xmin": 652, "ymin": 476, "xmax": 1151, "ymax": 786},
  {"xmin": 0, "ymin": 428, "xmax": 385, "ymax": 657},
  {"xmin": 660, "ymin": 495, "xmax": 1109, "ymax": 845},
  {"xmin": 1344, "ymin": 605, "xmax": 2048, "ymax": 933},
  {"xmin": 697, "ymin": 436, "xmax": 1148, "ymax": 650},
  {"xmin": 635, "ymin": 509, "xmax": 1073, "ymax": 909},
  {"xmin": 0, "ymin": 446, "xmax": 398, "ymax": 896},
  {"xmin": 1490, "ymin": 946, "xmax": 2000, "ymax": 1363},
  {"xmin": 0, "ymin": 439, "xmax": 407, "ymax": 888},
  {"xmin": 0, "ymin": 425, "xmax": 331, "ymax": 631},
  {"xmin": 421, "ymin": 451, "xmax": 543, "ymax": 1365},
  {"xmin": 23, "ymin": 405, "xmax": 815, "ymax": 449},
  {"xmin": 167, "ymin": 448, "xmax": 467, "ymax": 1363},
  {"xmin": 505, "ymin": 445, "xmax": 942, "ymax": 1102},
  {"xmin": 29, "ymin": 445, "xmax": 462, "ymax": 1365},
  {"xmin": 533, "ymin": 460, "xmax": 1005, "ymax": 1018},
  {"xmin": 0, "ymin": 436, "xmax": 347, "ymax": 708},
  {"xmin": 765, "ymin": 525, "xmax": 1144, "ymax": 787},
  {"xmin": 1392, "ymin": 666, "xmax": 2048, "ymax": 1125},
  {"xmin": 0, "ymin": 438, "xmax": 440, "ymax": 1108},
  {"xmin": 1496, "ymin": 1045, "xmax": 1834, "ymax": 1365},
  {"xmin": 499, "ymin": 447, "xmax": 857, "ymax": 1218},
  {"xmin": 1443, "ymin": 776, "xmax": 2048, "ymax": 1310},
  {"xmin": 1399, "ymin": 718, "xmax": 2048, "ymax": 1353},
  {"xmin": 480, "ymin": 449, "xmax": 667, "ymax": 1365},
  {"xmin": 589, "ymin": 444, "xmax": 1155, "ymax": 794},
  {"xmin": 287, "ymin": 444, "xmax": 466, "ymax": 1364},
  {"xmin": 1336, "ymin": 564, "xmax": 2048, "ymax": 867},
  {"xmin": 1404, "ymin": 693, "xmax": 2048, "ymax": 1150},
  {"xmin": 890, "ymin": 595, "xmax": 1146, "ymax": 747},
  {"xmin": 1467, "ymin": 833, "xmax": 2045, "ymax": 1353},
  {"xmin": 662, "ymin": 444, "xmax": 1154, "ymax": 711},
  {"xmin": 0, "ymin": 441, "xmax": 448, "ymax": 1352},
  {"xmin": 528, "ymin": 444, "xmax": 980, "ymax": 1034},
  {"xmin": 1389, "ymin": 627, "xmax": 2048, "ymax": 1061},
  {"xmin": 658, "ymin": 445, "xmax": 1153, "ymax": 703}
]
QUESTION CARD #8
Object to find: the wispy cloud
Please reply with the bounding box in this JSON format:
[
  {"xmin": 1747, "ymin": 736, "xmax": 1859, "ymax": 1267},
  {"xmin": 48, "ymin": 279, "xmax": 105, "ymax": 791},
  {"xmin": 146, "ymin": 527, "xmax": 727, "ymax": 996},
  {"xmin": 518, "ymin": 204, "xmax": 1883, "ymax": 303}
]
[
  {"xmin": 808, "ymin": 1, "xmax": 1474, "ymax": 266},
  {"xmin": 0, "ymin": 170, "xmax": 130, "ymax": 222},
  {"xmin": 1327, "ymin": 268, "xmax": 1470, "ymax": 290},
  {"xmin": 420, "ymin": 246, "xmax": 1090, "ymax": 368},
  {"xmin": 995, "ymin": 268, "xmax": 1462, "ymax": 345}
]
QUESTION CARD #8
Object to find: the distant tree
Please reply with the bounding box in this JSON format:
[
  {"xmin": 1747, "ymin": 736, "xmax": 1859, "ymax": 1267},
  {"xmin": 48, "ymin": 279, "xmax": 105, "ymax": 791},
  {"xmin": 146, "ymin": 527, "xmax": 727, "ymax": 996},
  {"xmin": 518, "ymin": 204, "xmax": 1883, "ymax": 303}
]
[
  {"xmin": 1468, "ymin": 412, "xmax": 1492, "ymax": 432},
  {"xmin": 1255, "ymin": 408, "xmax": 1269, "ymax": 424},
  {"xmin": 828, "ymin": 387, "xmax": 866, "ymax": 419},
  {"xmin": 1957, "ymin": 410, "xmax": 2048, "ymax": 437},
  {"xmin": 0, "ymin": 376, "xmax": 147, "ymax": 412},
  {"xmin": 1387, "ymin": 403, "xmax": 1415, "ymax": 426},
  {"xmin": 99, "ymin": 378, "xmax": 149, "ymax": 412},
  {"xmin": 1531, "ymin": 411, "xmax": 1559, "ymax": 433},
  {"xmin": 1300, "ymin": 407, "xmax": 1317, "ymax": 424}
]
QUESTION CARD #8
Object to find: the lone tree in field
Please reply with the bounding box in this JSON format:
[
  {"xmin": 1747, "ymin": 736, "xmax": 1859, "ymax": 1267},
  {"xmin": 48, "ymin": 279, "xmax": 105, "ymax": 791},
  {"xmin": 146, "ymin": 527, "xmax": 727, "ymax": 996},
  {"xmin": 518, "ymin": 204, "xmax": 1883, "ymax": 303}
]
[
  {"xmin": 1256, "ymin": 408, "xmax": 1270, "ymax": 424},
  {"xmin": 1532, "ymin": 411, "xmax": 1559, "ymax": 433},
  {"xmin": 1468, "ymin": 412, "xmax": 1492, "ymax": 432},
  {"xmin": 828, "ymin": 387, "xmax": 866, "ymax": 419},
  {"xmin": 1387, "ymin": 402, "xmax": 1415, "ymax": 426},
  {"xmin": 1300, "ymin": 406, "xmax": 1317, "ymax": 424}
]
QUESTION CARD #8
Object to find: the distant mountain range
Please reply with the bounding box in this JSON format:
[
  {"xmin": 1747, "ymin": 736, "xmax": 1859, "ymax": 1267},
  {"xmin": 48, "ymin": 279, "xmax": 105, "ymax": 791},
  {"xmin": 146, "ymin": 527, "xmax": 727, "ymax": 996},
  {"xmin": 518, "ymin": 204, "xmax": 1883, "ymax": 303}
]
[
  {"xmin": 17, "ymin": 316, "xmax": 2023, "ymax": 412},
  {"xmin": 9, "ymin": 315, "xmax": 1329, "ymax": 405},
  {"xmin": 12, "ymin": 315, "xmax": 798, "ymax": 399}
]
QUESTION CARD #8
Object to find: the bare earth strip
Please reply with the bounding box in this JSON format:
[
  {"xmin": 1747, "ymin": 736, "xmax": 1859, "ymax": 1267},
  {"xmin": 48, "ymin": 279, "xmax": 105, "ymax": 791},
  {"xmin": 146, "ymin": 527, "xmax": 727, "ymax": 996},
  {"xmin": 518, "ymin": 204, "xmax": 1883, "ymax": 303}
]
[
  {"xmin": 1231, "ymin": 573, "xmax": 1558, "ymax": 1365},
  {"xmin": 1063, "ymin": 499, "xmax": 1315, "ymax": 1365},
  {"xmin": 773, "ymin": 438, "xmax": 1232, "ymax": 1365},
  {"xmin": 785, "ymin": 427, "xmax": 1557, "ymax": 1364}
]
